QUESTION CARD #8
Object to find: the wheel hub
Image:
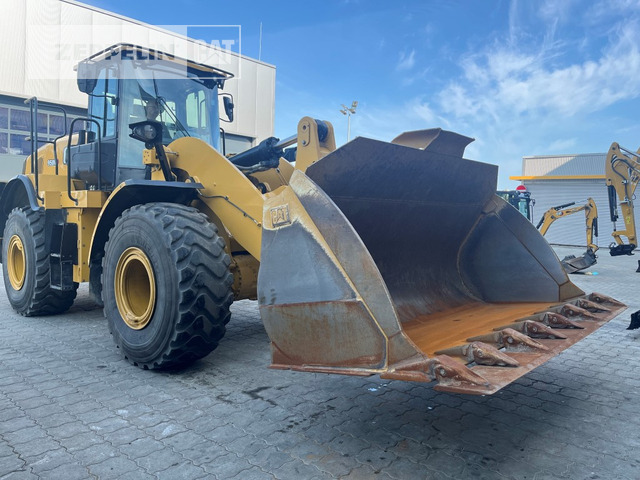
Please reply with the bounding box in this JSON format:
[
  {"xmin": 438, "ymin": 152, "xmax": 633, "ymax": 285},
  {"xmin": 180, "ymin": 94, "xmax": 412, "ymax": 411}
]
[
  {"xmin": 7, "ymin": 235, "xmax": 26, "ymax": 290},
  {"xmin": 114, "ymin": 247, "xmax": 156, "ymax": 330}
]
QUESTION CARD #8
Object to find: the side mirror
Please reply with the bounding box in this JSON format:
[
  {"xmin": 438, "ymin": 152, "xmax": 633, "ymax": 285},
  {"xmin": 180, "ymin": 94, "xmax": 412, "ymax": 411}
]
[
  {"xmin": 223, "ymin": 96, "xmax": 234, "ymax": 122},
  {"xmin": 76, "ymin": 61, "xmax": 98, "ymax": 94}
]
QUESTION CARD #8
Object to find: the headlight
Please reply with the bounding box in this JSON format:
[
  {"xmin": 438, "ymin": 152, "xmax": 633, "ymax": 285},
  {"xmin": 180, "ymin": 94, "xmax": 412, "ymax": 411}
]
[
  {"xmin": 133, "ymin": 124, "xmax": 158, "ymax": 141},
  {"xmin": 129, "ymin": 120, "xmax": 162, "ymax": 147}
]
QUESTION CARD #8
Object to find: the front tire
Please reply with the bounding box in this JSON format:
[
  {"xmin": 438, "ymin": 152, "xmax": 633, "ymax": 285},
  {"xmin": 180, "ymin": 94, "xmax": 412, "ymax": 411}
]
[
  {"xmin": 102, "ymin": 203, "xmax": 233, "ymax": 369},
  {"xmin": 2, "ymin": 207, "xmax": 77, "ymax": 316}
]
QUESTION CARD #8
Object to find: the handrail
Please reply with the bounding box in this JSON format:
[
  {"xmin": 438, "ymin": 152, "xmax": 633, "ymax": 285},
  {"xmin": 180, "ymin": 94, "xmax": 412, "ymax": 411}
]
[{"xmin": 23, "ymin": 97, "xmax": 44, "ymax": 202}]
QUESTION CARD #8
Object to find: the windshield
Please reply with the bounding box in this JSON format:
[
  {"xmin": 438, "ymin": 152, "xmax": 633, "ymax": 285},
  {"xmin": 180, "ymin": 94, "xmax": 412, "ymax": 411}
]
[{"xmin": 118, "ymin": 62, "xmax": 220, "ymax": 167}]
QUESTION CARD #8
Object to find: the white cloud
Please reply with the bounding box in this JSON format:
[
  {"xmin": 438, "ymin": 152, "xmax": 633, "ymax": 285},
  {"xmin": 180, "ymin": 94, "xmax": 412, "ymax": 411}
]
[
  {"xmin": 396, "ymin": 49, "xmax": 416, "ymax": 71},
  {"xmin": 442, "ymin": 19, "xmax": 640, "ymax": 121}
]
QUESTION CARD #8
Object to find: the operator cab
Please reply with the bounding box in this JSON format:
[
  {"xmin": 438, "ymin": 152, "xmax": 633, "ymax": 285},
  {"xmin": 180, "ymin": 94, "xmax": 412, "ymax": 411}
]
[{"xmin": 71, "ymin": 43, "xmax": 234, "ymax": 189}]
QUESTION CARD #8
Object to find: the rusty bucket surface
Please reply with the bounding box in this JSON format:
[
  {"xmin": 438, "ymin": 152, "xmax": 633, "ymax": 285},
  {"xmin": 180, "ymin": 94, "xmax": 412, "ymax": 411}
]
[{"xmin": 258, "ymin": 132, "xmax": 626, "ymax": 395}]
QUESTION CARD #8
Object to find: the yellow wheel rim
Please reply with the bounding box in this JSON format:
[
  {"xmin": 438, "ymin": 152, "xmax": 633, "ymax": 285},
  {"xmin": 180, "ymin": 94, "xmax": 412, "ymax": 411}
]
[
  {"xmin": 114, "ymin": 247, "xmax": 156, "ymax": 330},
  {"xmin": 7, "ymin": 235, "xmax": 26, "ymax": 291}
]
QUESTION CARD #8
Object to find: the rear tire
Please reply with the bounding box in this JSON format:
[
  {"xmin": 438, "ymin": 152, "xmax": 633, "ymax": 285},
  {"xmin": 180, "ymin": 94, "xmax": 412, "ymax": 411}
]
[
  {"xmin": 102, "ymin": 202, "xmax": 233, "ymax": 369},
  {"xmin": 2, "ymin": 207, "xmax": 77, "ymax": 316}
]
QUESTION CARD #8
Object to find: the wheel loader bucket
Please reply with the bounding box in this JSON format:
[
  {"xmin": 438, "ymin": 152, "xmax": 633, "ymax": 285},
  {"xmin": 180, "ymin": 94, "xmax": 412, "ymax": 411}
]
[{"xmin": 258, "ymin": 132, "xmax": 626, "ymax": 395}]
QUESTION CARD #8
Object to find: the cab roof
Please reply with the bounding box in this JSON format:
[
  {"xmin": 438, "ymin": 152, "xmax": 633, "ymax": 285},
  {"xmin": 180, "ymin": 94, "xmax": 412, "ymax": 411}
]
[{"xmin": 76, "ymin": 43, "xmax": 234, "ymax": 88}]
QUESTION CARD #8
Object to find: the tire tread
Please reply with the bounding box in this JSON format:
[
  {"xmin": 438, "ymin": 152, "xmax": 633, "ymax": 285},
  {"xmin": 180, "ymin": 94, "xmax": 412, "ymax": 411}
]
[{"xmin": 103, "ymin": 202, "xmax": 233, "ymax": 369}]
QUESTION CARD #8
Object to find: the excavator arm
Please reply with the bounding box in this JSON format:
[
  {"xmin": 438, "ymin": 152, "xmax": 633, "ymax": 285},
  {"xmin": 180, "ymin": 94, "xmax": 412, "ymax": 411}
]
[
  {"xmin": 536, "ymin": 198, "xmax": 598, "ymax": 251},
  {"xmin": 535, "ymin": 198, "xmax": 598, "ymax": 274},
  {"xmin": 605, "ymin": 142, "xmax": 639, "ymax": 256}
]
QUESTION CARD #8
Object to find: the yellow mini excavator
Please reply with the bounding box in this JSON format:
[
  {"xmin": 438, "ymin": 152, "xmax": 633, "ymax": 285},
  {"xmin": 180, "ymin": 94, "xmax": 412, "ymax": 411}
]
[
  {"xmin": 605, "ymin": 142, "xmax": 639, "ymax": 259},
  {"xmin": 536, "ymin": 198, "xmax": 598, "ymax": 274},
  {"xmin": 0, "ymin": 45, "xmax": 626, "ymax": 395}
]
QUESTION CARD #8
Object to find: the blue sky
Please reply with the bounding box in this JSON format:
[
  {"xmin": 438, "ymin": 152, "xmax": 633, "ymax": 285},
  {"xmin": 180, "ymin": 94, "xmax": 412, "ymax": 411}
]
[{"xmin": 82, "ymin": 0, "xmax": 640, "ymax": 188}]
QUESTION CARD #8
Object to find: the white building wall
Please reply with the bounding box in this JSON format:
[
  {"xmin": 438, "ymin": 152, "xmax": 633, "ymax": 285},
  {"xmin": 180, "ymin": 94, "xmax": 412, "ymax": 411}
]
[{"xmin": 0, "ymin": 0, "xmax": 275, "ymax": 142}]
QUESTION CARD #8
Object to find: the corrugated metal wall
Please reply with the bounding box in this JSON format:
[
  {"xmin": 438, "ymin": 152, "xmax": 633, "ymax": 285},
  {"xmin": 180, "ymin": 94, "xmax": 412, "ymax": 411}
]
[
  {"xmin": 522, "ymin": 154, "xmax": 605, "ymax": 176},
  {"xmin": 524, "ymin": 179, "xmax": 639, "ymax": 249}
]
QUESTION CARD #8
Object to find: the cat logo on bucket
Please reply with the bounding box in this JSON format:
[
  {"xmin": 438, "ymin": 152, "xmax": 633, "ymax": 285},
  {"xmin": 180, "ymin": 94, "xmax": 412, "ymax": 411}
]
[{"xmin": 270, "ymin": 205, "xmax": 291, "ymax": 227}]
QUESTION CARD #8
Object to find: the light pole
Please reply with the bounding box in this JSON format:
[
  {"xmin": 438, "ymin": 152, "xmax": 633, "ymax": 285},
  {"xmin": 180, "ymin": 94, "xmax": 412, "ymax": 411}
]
[{"xmin": 339, "ymin": 101, "xmax": 358, "ymax": 142}]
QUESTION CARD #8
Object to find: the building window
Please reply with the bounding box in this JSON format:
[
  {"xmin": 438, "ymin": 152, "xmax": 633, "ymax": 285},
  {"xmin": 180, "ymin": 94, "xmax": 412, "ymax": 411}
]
[
  {"xmin": 10, "ymin": 110, "xmax": 30, "ymax": 132},
  {"xmin": 49, "ymin": 115, "xmax": 66, "ymax": 136},
  {"xmin": 10, "ymin": 133, "xmax": 29, "ymax": 155},
  {"xmin": 9, "ymin": 133, "xmax": 51, "ymax": 155},
  {"xmin": 0, "ymin": 107, "xmax": 7, "ymax": 129},
  {"xmin": 36, "ymin": 113, "xmax": 48, "ymax": 134},
  {"xmin": 0, "ymin": 105, "xmax": 83, "ymax": 154}
]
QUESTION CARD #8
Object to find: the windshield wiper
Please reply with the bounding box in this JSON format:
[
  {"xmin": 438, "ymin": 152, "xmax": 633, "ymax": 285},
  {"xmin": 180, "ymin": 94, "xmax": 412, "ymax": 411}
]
[
  {"xmin": 157, "ymin": 96, "xmax": 190, "ymax": 139},
  {"xmin": 150, "ymin": 73, "xmax": 190, "ymax": 139}
]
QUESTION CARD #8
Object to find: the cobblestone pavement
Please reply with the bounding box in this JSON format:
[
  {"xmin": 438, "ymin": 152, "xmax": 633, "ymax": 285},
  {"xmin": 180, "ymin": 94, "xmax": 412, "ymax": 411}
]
[{"xmin": 0, "ymin": 246, "xmax": 638, "ymax": 479}]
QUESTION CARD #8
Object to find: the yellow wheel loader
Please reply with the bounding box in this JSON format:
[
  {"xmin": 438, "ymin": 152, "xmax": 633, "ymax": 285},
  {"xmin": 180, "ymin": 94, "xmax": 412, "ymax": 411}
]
[
  {"xmin": 0, "ymin": 44, "xmax": 626, "ymax": 395},
  {"xmin": 535, "ymin": 198, "xmax": 599, "ymax": 274}
]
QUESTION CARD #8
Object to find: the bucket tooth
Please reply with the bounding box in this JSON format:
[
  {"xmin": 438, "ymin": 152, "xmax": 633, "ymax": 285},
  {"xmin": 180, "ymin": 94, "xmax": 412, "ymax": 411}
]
[
  {"xmin": 427, "ymin": 355, "xmax": 491, "ymax": 389},
  {"xmin": 557, "ymin": 304, "xmax": 599, "ymax": 320},
  {"xmin": 436, "ymin": 342, "xmax": 519, "ymax": 367},
  {"xmin": 518, "ymin": 312, "xmax": 584, "ymax": 329},
  {"xmin": 540, "ymin": 312, "xmax": 584, "ymax": 329},
  {"xmin": 495, "ymin": 320, "xmax": 567, "ymax": 339},
  {"xmin": 499, "ymin": 328, "xmax": 550, "ymax": 351},
  {"xmin": 469, "ymin": 328, "xmax": 549, "ymax": 352},
  {"xmin": 574, "ymin": 298, "xmax": 611, "ymax": 313},
  {"xmin": 588, "ymin": 292, "xmax": 625, "ymax": 307},
  {"xmin": 382, "ymin": 355, "xmax": 435, "ymax": 383}
]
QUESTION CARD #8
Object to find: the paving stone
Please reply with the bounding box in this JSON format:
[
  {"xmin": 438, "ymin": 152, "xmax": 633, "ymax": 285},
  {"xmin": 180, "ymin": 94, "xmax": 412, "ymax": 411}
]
[
  {"xmin": 228, "ymin": 465, "xmax": 274, "ymax": 480},
  {"xmin": 72, "ymin": 444, "xmax": 119, "ymax": 466},
  {"xmin": 47, "ymin": 421, "xmax": 88, "ymax": 440},
  {"xmin": 189, "ymin": 442, "xmax": 233, "ymax": 472},
  {"xmin": 59, "ymin": 430, "xmax": 105, "ymax": 453},
  {"xmin": 155, "ymin": 460, "xmax": 207, "ymax": 480},
  {"xmin": 197, "ymin": 452, "xmax": 253, "ymax": 478},
  {"xmin": 0, "ymin": 247, "xmax": 638, "ymax": 478},
  {"xmin": 0, "ymin": 458, "xmax": 27, "ymax": 477},
  {"xmin": 147, "ymin": 421, "xmax": 188, "ymax": 440},
  {"xmin": 88, "ymin": 455, "xmax": 139, "ymax": 478},
  {"xmin": 0, "ymin": 418, "xmax": 35, "ymax": 434},
  {"xmin": 247, "ymin": 444, "xmax": 294, "ymax": 471},
  {"xmin": 41, "ymin": 462, "xmax": 89, "ymax": 480},
  {"xmin": 159, "ymin": 430, "xmax": 206, "ymax": 453},
  {"xmin": 125, "ymin": 437, "xmax": 165, "ymax": 459},
  {"xmin": 2, "ymin": 426, "xmax": 47, "ymax": 446},
  {"xmin": 0, "ymin": 471, "xmax": 39, "ymax": 480},
  {"xmin": 135, "ymin": 448, "xmax": 185, "ymax": 472},
  {"xmin": 27, "ymin": 449, "xmax": 72, "ymax": 476},
  {"xmin": 354, "ymin": 446, "xmax": 398, "ymax": 472},
  {"xmin": 11, "ymin": 437, "xmax": 60, "ymax": 459}
]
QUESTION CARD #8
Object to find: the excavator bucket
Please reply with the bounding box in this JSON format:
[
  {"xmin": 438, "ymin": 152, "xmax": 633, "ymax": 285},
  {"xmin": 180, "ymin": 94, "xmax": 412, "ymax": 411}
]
[
  {"xmin": 560, "ymin": 249, "xmax": 597, "ymax": 274},
  {"xmin": 258, "ymin": 131, "xmax": 626, "ymax": 395}
]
